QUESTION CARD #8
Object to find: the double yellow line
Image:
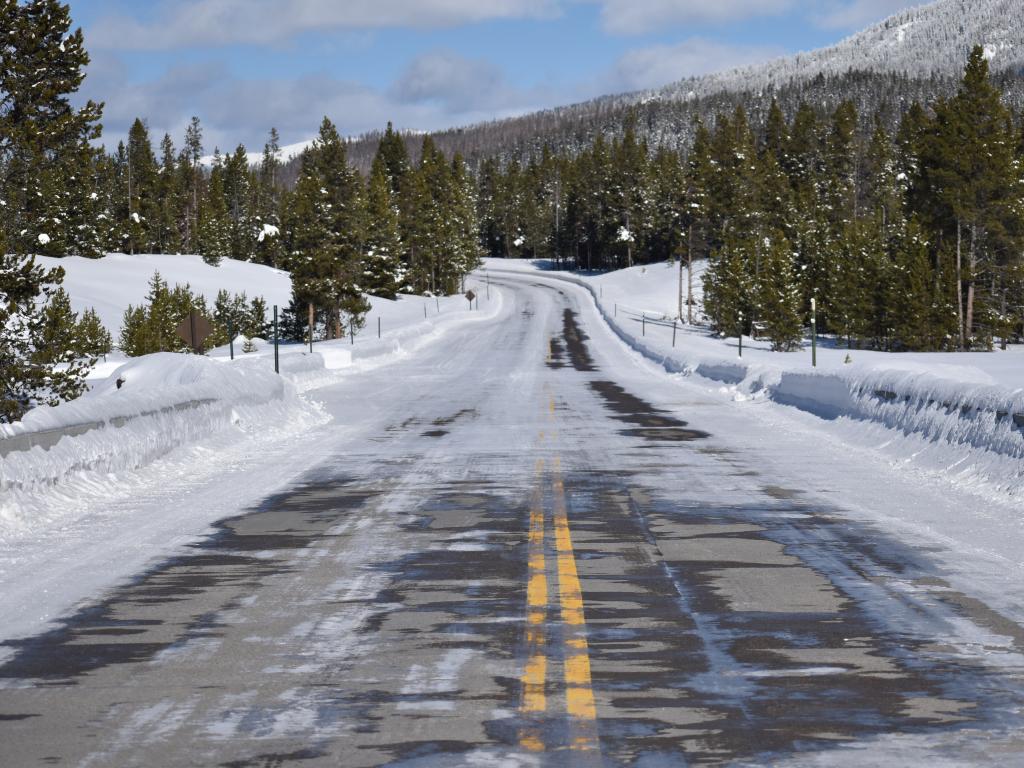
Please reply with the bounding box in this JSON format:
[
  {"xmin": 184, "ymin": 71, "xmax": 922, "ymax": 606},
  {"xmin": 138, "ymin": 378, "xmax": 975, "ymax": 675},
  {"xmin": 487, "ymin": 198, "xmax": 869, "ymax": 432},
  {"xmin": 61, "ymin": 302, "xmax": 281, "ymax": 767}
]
[{"xmin": 518, "ymin": 398, "xmax": 599, "ymax": 755}]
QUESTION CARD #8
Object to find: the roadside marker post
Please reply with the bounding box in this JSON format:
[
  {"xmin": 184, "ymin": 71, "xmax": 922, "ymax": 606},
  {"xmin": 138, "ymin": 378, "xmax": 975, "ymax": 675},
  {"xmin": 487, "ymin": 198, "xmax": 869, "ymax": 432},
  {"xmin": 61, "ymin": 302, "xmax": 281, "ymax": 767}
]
[
  {"xmin": 811, "ymin": 298, "xmax": 817, "ymax": 368},
  {"xmin": 642, "ymin": 314, "xmax": 646, "ymax": 336},
  {"xmin": 436, "ymin": 296, "xmax": 440, "ymax": 314},
  {"xmin": 273, "ymin": 305, "xmax": 279, "ymax": 374},
  {"xmin": 350, "ymin": 320, "xmax": 355, "ymax": 345},
  {"xmin": 308, "ymin": 303, "xmax": 314, "ymax": 353},
  {"xmin": 228, "ymin": 320, "xmax": 234, "ymax": 360},
  {"xmin": 738, "ymin": 312, "xmax": 743, "ymax": 358},
  {"xmin": 378, "ymin": 317, "xmax": 381, "ymax": 339},
  {"xmin": 672, "ymin": 320, "xmax": 677, "ymax": 348}
]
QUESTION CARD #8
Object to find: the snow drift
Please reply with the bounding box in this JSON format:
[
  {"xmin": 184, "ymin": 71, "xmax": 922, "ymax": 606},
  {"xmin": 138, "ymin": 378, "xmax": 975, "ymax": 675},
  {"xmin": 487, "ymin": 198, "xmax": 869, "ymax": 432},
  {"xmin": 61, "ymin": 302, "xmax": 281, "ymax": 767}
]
[{"xmin": 0, "ymin": 353, "xmax": 325, "ymax": 516}]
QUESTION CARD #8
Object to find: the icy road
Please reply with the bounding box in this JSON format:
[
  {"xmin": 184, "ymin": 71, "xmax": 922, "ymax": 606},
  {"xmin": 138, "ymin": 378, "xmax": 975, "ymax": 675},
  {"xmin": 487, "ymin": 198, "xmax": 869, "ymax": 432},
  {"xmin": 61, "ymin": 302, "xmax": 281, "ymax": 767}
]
[{"xmin": 3, "ymin": 273, "xmax": 1024, "ymax": 766}]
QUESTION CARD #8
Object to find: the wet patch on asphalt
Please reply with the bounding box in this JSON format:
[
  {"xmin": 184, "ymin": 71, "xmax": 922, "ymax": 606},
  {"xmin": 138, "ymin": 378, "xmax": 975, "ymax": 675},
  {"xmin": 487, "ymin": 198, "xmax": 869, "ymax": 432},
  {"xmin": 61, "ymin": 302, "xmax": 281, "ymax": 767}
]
[
  {"xmin": 546, "ymin": 336, "xmax": 566, "ymax": 369},
  {"xmin": 0, "ymin": 479, "xmax": 378, "ymax": 684},
  {"xmin": 562, "ymin": 309, "xmax": 596, "ymax": 371},
  {"xmin": 589, "ymin": 380, "xmax": 709, "ymax": 442}
]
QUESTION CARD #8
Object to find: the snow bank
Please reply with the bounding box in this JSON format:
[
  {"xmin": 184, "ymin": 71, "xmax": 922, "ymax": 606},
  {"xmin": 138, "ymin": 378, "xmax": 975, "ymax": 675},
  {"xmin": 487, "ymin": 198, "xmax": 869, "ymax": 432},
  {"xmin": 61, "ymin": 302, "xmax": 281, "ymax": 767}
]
[
  {"xmin": 0, "ymin": 280, "xmax": 503, "ymax": 526},
  {"xmin": 487, "ymin": 263, "xmax": 1024, "ymax": 498},
  {"xmin": 0, "ymin": 354, "xmax": 325, "ymax": 517}
]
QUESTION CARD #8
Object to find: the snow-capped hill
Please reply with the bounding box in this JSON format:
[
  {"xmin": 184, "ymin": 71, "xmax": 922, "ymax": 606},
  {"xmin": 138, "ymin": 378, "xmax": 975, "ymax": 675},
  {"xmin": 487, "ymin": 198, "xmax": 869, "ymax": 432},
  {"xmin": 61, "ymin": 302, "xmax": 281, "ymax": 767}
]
[
  {"xmin": 657, "ymin": 0, "xmax": 1023, "ymax": 101},
  {"xmin": 201, "ymin": 138, "xmax": 316, "ymax": 168}
]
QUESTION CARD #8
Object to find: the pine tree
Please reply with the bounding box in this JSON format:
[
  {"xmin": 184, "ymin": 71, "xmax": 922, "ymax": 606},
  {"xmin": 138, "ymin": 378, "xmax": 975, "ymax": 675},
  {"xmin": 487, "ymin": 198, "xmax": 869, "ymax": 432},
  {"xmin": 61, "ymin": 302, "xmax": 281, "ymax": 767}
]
[
  {"xmin": 283, "ymin": 118, "xmax": 368, "ymax": 338},
  {"xmin": 155, "ymin": 133, "xmax": 183, "ymax": 253},
  {"xmin": 0, "ymin": 0, "xmax": 104, "ymax": 258},
  {"xmin": 916, "ymin": 46, "xmax": 1021, "ymax": 349},
  {"xmin": 254, "ymin": 128, "xmax": 284, "ymax": 266},
  {"xmin": 703, "ymin": 232, "xmax": 751, "ymax": 337},
  {"xmin": 754, "ymin": 230, "xmax": 803, "ymax": 351},
  {"xmin": 198, "ymin": 153, "xmax": 232, "ymax": 265},
  {"xmin": 119, "ymin": 271, "xmax": 209, "ymax": 355},
  {"xmin": 362, "ymin": 155, "xmax": 405, "ymax": 298},
  {"xmin": 0, "ymin": 242, "xmax": 92, "ymax": 422},
  {"xmin": 179, "ymin": 116, "xmax": 205, "ymax": 252},
  {"xmin": 124, "ymin": 118, "xmax": 160, "ymax": 253},
  {"xmin": 77, "ymin": 307, "xmax": 112, "ymax": 357}
]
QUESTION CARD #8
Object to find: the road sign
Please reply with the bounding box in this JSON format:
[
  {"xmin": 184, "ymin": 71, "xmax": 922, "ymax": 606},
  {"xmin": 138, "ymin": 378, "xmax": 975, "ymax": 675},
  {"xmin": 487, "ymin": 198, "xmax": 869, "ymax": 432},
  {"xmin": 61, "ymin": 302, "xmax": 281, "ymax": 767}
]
[
  {"xmin": 465, "ymin": 290, "xmax": 476, "ymax": 305},
  {"xmin": 176, "ymin": 311, "xmax": 213, "ymax": 354}
]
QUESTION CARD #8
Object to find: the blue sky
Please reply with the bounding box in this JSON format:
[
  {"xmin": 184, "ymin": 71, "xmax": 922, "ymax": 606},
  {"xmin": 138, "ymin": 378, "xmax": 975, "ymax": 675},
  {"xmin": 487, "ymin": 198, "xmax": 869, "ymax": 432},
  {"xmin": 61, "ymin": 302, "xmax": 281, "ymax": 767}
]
[{"xmin": 69, "ymin": 0, "xmax": 921, "ymax": 153}]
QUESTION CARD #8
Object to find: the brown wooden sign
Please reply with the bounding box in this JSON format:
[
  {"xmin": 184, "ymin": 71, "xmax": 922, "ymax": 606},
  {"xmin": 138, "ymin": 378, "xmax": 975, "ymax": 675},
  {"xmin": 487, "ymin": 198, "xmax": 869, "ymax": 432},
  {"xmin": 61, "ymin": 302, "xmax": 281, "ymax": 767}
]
[{"xmin": 176, "ymin": 311, "xmax": 213, "ymax": 353}]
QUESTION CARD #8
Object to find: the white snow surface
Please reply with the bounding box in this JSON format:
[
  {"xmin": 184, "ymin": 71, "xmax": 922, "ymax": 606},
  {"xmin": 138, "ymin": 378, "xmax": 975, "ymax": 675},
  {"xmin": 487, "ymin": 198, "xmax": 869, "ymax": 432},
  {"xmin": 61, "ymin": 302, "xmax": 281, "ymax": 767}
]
[
  {"xmin": 2, "ymin": 283, "xmax": 502, "ymax": 511},
  {"xmin": 484, "ymin": 258, "xmax": 1024, "ymax": 501},
  {"xmin": 35, "ymin": 253, "xmax": 293, "ymax": 337}
]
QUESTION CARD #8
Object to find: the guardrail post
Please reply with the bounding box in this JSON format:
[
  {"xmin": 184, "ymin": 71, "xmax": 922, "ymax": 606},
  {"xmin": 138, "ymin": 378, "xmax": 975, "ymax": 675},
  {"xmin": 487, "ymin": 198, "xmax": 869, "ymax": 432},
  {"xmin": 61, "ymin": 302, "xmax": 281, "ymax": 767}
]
[{"xmin": 273, "ymin": 305, "xmax": 279, "ymax": 374}]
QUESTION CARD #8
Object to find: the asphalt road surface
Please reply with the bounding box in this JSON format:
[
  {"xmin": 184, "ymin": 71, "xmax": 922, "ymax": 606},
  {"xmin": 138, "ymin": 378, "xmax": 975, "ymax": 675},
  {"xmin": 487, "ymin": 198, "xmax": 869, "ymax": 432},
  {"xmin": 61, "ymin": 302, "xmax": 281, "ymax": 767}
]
[{"xmin": 3, "ymin": 274, "xmax": 1024, "ymax": 767}]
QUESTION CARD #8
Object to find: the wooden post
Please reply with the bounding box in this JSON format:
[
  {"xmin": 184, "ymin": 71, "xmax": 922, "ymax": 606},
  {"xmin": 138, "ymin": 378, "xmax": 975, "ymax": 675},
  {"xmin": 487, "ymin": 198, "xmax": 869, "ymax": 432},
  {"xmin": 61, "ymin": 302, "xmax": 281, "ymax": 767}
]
[{"xmin": 308, "ymin": 303, "xmax": 314, "ymax": 353}]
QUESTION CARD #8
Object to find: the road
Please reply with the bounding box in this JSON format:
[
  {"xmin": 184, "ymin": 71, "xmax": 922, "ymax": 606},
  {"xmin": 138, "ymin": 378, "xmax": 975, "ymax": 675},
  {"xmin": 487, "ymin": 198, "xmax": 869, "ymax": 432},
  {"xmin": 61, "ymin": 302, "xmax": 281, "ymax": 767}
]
[{"xmin": 3, "ymin": 273, "xmax": 1024, "ymax": 766}]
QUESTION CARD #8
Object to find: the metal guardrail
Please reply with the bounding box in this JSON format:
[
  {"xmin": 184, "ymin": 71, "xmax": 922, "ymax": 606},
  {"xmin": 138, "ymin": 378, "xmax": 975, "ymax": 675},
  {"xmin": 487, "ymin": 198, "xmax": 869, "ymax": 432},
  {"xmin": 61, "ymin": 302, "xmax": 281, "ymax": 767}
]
[{"xmin": 0, "ymin": 399, "xmax": 219, "ymax": 459}]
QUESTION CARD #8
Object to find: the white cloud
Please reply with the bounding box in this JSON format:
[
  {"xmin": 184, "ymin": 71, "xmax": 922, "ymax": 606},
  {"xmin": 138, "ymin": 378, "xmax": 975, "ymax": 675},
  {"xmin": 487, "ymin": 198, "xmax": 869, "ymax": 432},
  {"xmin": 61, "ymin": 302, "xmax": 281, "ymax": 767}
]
[
  {"xmin": 393, "ymin": 51, "xmax": 509, "ymax": 113},
  {"xmin": 610, "ymin": 38, "xmax": 784, "ymax": 91},
  {"xmin": 79, "ymin": 50, "xmax": 560, "ymax": 153},
  {"xmin": 587, "ymin": 0, "xmax": 796, "ymax": 35},
  {"xmin": 813, "ymin": 0, "xmax": 921, "ymax": 30},
  {"xmin": 89, "ymin": 0, "xmax": 558, "ymax": 50}
]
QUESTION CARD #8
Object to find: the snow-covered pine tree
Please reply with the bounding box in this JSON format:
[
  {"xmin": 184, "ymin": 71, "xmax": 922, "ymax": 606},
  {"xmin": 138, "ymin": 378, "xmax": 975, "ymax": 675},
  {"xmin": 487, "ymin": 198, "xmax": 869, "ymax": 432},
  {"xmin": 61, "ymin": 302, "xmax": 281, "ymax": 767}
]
[
  {"xmin": 0, "ymin": 240, "xmax": 93, "ymax": 422},
  {"xmin": 223, "ymin": 144, "xmax": 256, "ymax": 262},
  {"xmin": 77, "ymin": 307, "xmax": 112, "ymax": 357},
  {"xmin": 283, "ymin": 117, "xmax": 368, "ymax": 338},
  {"xmin": 123, "ymin": 118, "xmax": 161, "ymax": 253},
  {"xmin": 754, "ymin": 230, "xmax": 804, "ymax": 351},
  {"xmin": 0, "ymin": 0, "xmax": 103, "ymax": 258},
  {"xmin": 253, "ymin": 129, "xmax": 284, "ymax": 267},
  {"xmin": 702, "ymin": 233, "xmax": 751, "ymax": 337},
  {"xmin": 362, "ymin": 155, "xmax": 405, "ymax": 298},
  {"xmin": 915, "ymin": 46, "xmax": 1022, "ymax": 350},
  {"xmin": 156, "ymin": 133, "xmax": 183, "ymax": 254},
  {"xmin": 198, "ymin": 153, "xmax": 232, "ymax": 266}
]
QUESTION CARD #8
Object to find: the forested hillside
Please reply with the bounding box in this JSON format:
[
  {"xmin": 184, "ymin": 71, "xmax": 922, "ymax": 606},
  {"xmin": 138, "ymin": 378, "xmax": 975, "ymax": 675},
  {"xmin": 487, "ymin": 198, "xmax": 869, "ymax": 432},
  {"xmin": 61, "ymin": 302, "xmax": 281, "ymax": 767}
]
[{"xmin": 337, "ymin": 0, "xmax": 1024, "ymax": 172}]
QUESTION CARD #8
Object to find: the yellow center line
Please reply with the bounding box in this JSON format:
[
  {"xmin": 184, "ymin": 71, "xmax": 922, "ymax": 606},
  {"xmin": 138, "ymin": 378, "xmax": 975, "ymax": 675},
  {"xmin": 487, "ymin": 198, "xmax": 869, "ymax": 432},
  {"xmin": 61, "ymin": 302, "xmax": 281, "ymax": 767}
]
[
  {"xmin": 552, "ymin": 457, "xmax": 600, "ymax": 742},
  {"xmin": 519, "ymin": 458, "xmax": 548, "ymax": 751}
]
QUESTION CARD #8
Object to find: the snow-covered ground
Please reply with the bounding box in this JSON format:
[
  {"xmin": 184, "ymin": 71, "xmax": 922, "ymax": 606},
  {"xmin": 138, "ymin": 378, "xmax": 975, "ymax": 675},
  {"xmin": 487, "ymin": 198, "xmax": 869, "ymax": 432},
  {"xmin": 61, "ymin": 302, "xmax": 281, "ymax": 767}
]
[
  {"xmin": 37, "ymin": 252, "xmax": 293, "ymax": 337},
  {"xmin": 485, "ymin": 258, "xmax": 1024, "ymax": 502}
]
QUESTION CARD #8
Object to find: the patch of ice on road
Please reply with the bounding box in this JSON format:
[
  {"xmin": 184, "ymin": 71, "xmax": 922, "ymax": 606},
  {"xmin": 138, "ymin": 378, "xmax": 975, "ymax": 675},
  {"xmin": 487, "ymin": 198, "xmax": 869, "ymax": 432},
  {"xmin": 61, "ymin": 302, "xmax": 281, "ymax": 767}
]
[{"xmin": 739, "ymin": 666, "xmax": 850, "ymax": 678}]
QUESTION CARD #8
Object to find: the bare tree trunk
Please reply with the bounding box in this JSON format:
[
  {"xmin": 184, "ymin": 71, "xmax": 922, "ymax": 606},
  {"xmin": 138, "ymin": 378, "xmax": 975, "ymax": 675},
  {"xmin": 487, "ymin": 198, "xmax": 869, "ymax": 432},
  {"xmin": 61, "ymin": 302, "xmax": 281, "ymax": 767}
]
[{"xmin": 956, "ymin": 219, "xmax": 965, "ymax": 350}]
